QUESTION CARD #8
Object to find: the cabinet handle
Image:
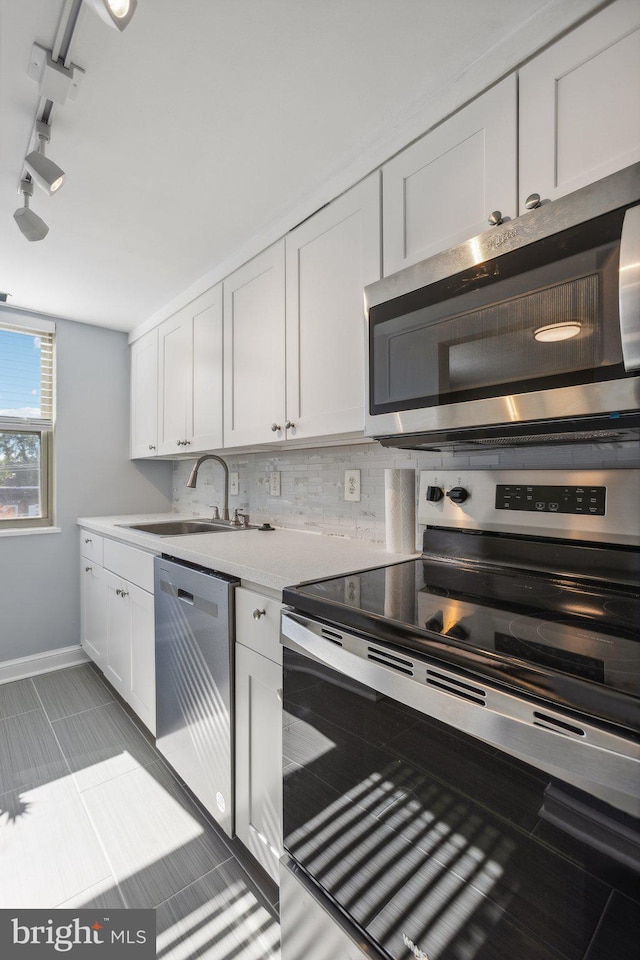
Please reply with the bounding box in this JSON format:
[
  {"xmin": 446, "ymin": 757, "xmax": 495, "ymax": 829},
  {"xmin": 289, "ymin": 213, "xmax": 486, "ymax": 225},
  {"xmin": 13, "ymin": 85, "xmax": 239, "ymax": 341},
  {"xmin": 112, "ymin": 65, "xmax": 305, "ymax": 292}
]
[
  {"xmin": 525, "ymin": 193, "xmax": 542, "ymax": 210},
  {"xmin": 276, "ymin": 688, "xmax": 283, "ymax": 703},
  {"xmin": 84, "ymin": 538, "xmax": 92, "ymax": 543},
  {"xmin": 148, "ymin": 444, "xmax": 156, "ymax": 450},
  {"xmin": 253, "ymin": 608, "xmax": 266, "ymax": 620},
  {"xmin": 85, "ymin": 566, "xmax": 93, "ymax": 573},
  {"xmin": 488, "ymin": 210, "xmax": 503, "ymax": 226},
  {"xmin": 285, "ymin": 420, "xmax": 295, "ymax": 430},
  {"xmin": 271, "ymin": 423, "xmax": 281, "ymax": 432}
]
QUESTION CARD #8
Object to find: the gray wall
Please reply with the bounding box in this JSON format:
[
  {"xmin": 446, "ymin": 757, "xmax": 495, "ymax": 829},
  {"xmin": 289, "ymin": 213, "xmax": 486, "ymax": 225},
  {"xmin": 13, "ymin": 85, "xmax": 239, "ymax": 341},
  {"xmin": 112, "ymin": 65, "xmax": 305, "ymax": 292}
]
[{"xmin": 0, "ymin": 316, "xmax": 172, "ymax": 664}]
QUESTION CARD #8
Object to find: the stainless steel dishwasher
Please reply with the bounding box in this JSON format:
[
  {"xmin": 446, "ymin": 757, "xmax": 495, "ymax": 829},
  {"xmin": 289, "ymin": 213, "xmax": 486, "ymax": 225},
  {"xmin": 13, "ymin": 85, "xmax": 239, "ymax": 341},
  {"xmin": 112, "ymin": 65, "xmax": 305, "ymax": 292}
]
[{"xmin": 155, "ymin": 555, "xmax": 239, "ymax": 837}]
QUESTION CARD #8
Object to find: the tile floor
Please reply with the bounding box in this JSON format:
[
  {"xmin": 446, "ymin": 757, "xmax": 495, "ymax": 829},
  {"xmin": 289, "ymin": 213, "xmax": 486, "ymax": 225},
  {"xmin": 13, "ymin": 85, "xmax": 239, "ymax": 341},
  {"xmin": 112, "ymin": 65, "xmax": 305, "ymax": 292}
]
[{"xmin": 0, "ymin": 664, "xmax": 280, "ymax": 959}]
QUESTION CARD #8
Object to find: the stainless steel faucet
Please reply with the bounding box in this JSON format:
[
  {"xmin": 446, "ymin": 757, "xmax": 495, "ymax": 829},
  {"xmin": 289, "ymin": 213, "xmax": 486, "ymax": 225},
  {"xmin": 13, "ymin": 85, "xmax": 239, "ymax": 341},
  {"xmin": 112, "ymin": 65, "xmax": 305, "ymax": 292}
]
[{"xmin": 185, "ymin": 455, "xmax": 230, "ymax": 520}]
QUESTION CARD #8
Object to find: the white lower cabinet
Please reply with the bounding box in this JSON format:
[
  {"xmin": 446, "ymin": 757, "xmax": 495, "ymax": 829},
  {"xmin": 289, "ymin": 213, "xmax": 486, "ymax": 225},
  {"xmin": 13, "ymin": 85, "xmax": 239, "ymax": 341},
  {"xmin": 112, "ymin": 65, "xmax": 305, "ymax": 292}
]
[
  {"xmin": 80, "ymin": 530, "xmax": 156, "ymax": 735},
  {"xmin": 234, "ymin": 586, "xmax": 283, "ymax": 883}
]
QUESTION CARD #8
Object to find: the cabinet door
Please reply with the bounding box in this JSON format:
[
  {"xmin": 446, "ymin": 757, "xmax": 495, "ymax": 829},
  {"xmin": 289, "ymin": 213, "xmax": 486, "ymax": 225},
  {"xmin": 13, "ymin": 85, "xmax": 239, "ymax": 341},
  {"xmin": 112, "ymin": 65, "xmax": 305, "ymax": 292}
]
[
  {"xmin": 519, "ymin": 0, "xmax": 640, "ymax": 208},
  {"xmin": 235, "ymin": 643, "xmax": 283, "ymax": 884},
  {"xmin": 382, "ymin": 75, "xmax": 517, "ymax": 275},
  {"xmin": 80, "ymin": 561, "xmax": 107, "ymax": 670},
  {"xmin": 285, "ymin": 173, "xmax": 381, "ymax": 441},
  {"xmin": 128, "ymin": 584, "xmax": 156, "ymax": 735},
  {"xmin": 103, "ymin": 569, "xmax": 131, "ymax": 699},
  {"xmin": 129, "ymin": 329, "xmax": 158, "ymax": 459},
  {"xmin": 189, "ymin": 284, "xmax": 223, "ymax": 452},
  {"xmin": 157, "ymin": 309, "xmax": 189, "ymax": 455},
  {"xmin": 223, "ymin": 242, "xmax": 286, "ymax": 447}
]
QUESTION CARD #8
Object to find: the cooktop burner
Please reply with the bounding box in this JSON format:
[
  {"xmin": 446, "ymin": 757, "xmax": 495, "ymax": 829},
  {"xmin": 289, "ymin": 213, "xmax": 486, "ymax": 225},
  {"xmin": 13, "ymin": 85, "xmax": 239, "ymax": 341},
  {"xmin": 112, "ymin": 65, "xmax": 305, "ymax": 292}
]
[{"xmin": 284, "ymin": 545, "xmax": 640, "ymax": 731}]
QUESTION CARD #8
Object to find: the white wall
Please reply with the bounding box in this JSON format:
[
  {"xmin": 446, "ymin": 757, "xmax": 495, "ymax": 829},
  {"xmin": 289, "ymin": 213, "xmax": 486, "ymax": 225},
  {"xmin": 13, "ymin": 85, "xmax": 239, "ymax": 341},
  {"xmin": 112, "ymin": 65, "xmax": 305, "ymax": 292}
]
[{"xmin": 0, "ymin": 315, "xmax": 172, "ymax": 664}]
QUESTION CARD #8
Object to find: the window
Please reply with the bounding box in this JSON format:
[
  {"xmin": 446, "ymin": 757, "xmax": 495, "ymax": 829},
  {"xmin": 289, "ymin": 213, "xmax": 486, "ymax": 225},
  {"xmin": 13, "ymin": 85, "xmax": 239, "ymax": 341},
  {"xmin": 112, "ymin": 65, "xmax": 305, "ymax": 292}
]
[{"xmin": 0, "ymin": 318, "xmax": 55, "ymax": 530}]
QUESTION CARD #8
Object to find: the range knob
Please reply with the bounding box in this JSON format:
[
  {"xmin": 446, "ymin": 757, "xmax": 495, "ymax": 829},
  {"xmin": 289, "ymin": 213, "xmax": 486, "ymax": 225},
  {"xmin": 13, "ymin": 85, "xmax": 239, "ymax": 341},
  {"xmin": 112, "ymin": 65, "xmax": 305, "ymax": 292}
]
[
  {"xmin": 447, "ymin": 486, "xmax": 469, "ymax": 504},
  {"xmin": 425, "ymin": 485, "xmax": 443, "ymax": 502}
]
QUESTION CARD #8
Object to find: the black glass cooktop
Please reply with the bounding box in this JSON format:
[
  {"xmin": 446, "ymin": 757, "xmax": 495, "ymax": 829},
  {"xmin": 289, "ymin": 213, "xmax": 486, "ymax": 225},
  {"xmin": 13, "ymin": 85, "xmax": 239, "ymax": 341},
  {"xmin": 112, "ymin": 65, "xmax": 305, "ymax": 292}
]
[{"xmin": 283, "ymin": 530, "xmax": 640, "ymax": 733}]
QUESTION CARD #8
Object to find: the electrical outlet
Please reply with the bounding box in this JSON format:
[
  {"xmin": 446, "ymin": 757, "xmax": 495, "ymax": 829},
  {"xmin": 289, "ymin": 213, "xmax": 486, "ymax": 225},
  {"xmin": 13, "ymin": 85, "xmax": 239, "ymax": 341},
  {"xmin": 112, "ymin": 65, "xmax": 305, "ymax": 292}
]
[
  {"xmin": 269, "ymin": 471, "xmax": 281, "ymax": 497},
  {"xmin": 229, "ymin": 472, "xmax": 239, "ymax": 496},
  {"xmin": 344, "ymin": 469, "xmax": 361, "ymax": 502}
]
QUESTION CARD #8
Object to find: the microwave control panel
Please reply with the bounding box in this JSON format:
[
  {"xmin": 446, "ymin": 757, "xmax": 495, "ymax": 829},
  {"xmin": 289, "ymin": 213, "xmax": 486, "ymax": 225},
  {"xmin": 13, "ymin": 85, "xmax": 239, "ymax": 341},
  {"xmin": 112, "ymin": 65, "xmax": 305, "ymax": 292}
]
[
  {"xmin": 495, "ymin": 484, "xmax": 606, "ymax": 515},
  {"xmin": 417, "ymin": 469, "xmax": 639, "ymax": 546}
]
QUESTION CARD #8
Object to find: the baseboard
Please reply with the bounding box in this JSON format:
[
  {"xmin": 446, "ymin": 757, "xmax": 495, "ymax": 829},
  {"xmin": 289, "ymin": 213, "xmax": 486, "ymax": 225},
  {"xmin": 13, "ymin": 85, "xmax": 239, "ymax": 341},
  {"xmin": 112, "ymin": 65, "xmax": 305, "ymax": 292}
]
[{"xmin": 0, "ymin": 645, "xmax": 90, "ymax": 685}]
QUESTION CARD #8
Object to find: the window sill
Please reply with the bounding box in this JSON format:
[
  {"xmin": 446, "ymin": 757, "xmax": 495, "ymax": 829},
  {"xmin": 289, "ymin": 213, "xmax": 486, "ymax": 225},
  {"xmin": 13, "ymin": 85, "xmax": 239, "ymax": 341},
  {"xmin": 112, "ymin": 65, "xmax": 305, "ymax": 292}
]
[{"xmin": 0, "ymin": 526, "xmax": 62, "ymax": 538}]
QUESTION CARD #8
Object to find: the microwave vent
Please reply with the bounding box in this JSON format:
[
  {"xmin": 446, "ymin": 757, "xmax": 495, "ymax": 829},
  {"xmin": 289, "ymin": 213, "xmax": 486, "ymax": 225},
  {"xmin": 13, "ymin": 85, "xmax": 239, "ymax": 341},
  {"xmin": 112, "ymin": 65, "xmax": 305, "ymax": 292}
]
[{"xmin": 468, "ymin": 430, "xmax": 627, "ymax": 446}]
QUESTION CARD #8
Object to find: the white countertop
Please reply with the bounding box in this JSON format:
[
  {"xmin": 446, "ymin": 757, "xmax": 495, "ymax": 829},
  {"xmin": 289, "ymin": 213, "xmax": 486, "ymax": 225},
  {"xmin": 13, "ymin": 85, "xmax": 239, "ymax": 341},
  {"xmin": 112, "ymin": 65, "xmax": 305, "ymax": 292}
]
[{"xmin": 77, "ymin": 514, "xmax": 418, "ymax": 594}]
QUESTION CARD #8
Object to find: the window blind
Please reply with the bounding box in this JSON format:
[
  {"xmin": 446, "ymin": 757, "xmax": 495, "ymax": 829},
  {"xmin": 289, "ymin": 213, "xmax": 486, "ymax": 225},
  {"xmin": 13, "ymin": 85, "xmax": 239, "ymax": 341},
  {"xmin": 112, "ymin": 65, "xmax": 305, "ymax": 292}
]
[{"xmin": 0, "ymin": 321, "xmax": 55, "ymax": 429}]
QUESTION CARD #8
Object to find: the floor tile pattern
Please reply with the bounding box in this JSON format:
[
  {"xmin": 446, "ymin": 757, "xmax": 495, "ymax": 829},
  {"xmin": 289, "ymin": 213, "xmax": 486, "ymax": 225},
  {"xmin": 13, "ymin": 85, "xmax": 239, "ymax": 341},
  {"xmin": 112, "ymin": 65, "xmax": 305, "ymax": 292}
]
[{"xmin": 0, "ymin": 665, "xmax": 280, "ymax": 959}]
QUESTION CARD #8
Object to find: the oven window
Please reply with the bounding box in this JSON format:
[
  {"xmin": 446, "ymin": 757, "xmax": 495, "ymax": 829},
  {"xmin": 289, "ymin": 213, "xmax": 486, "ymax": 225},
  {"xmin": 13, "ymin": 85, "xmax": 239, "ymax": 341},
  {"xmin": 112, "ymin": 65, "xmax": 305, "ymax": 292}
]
[
  {"xmin": 369, "ymin": 211, "xmax": 626, "ymax": 415},
  {"xmin": 283, "ymin": 647, "xmax": 639, "ymax": 960}
]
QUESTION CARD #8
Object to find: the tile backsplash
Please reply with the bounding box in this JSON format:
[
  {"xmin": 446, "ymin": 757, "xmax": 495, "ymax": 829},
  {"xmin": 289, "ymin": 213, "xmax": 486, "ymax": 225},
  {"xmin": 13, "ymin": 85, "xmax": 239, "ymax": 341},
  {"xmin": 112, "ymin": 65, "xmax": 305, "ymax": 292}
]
[{"xmin": 172, "ymin": 438, "xmax": 640, "ymax": 544}]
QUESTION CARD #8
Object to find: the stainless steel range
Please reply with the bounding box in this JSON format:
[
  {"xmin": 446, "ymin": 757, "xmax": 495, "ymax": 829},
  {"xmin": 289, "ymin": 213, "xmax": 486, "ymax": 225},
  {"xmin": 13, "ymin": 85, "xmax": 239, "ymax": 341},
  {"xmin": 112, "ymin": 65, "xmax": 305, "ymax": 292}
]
[{"xmin": 280, "ymin": 469, "xmax": 640, "ymax": 960}]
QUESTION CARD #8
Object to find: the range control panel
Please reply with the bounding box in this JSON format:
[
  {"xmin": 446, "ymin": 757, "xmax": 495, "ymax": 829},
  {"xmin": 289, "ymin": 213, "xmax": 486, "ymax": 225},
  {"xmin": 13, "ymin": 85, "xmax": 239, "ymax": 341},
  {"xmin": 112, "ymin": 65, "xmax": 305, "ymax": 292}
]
[
  {"xmin": 495, "ymin": 484, "xmax": 606, "ymax": 515},
  {"xmin": 417, "ymin": 469, "xmax": 639, "ymax": 547}
]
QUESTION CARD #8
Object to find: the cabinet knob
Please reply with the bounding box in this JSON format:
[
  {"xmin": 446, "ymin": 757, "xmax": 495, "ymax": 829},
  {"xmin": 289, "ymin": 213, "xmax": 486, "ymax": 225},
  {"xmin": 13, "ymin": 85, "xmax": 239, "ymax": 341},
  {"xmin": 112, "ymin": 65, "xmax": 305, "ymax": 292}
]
[
  {"xmin": 525, "ymin": 193, "xmax": 542, "ymax": 210},
  {"xmin": 276, "ymin": 688, "xmax": 283, "ymax": 703},
  {"xmin": 85, "ymin": 566, "xmax": 93, "ymax": 573},
  {"xmin": 488, "ymin": 210, "xmax": 503, "ymax": 226},
  {"xmin": 285, "ymin": 420, "xmax": 295, "ymax": 430},
  {"xmin": 116, "ymin": 588, "xmax": 129, "ymax": 598},
  {"xmin": 148, "ymin": 444, "xmax": 156, "ymax": 450},
  {"xmin": 271, "ymin": 423, "xmax": 281, "ymax": 432},
  {"xmin": 252, "ymin": 608, "xmax": 266, "ymax": 620},
  {"xmin": 84, "ymin": 538, "xmax": 92, "ymax": 543}
]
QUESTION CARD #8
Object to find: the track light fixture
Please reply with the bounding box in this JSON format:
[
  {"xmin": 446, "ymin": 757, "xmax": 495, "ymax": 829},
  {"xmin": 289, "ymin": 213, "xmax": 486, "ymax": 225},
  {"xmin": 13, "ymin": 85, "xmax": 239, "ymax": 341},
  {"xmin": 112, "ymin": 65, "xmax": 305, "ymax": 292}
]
[
  {"xmin": 84, "ymin": 0, "xmax": 138, "ymax": 32},
  {"xmin": 13, "ymin": 179, "xmax": 49, "ymax": 242},
  {"xmin": 24, "ymin": 121, "xmax": 66, "ymax": 196}
]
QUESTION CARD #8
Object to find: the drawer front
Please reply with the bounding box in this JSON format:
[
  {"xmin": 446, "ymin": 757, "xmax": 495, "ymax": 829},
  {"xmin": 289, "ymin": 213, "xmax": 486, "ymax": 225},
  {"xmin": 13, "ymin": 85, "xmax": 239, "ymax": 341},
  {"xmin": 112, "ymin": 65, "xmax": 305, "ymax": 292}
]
[
  {"xmin": 103, "ymin": 538, "xmax": 156, "ymax": 592},
  {"xmin": 80, "ymin": 529, "xmax": 103, "ymax": 564},
  {"xmin": 236, "ymin": 587, "xmax": 283, "ymax": 665}
]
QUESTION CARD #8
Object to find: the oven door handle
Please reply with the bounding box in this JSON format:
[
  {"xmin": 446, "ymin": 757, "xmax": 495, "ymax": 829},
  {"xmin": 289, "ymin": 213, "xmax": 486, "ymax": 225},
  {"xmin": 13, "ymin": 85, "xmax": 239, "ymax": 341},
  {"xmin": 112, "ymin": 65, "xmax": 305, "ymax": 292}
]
[{"xmin": 281, "ymin": 611, "xmax": 640, "ymax": 818}]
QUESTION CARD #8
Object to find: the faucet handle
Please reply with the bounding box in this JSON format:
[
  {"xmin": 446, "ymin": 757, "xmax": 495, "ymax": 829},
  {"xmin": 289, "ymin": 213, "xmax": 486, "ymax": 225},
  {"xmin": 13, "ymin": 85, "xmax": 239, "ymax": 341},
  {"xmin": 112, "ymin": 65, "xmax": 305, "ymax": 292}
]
[
  {"xmin": 208, "ymin": 505, "xmax": 220, "ymax": 520},
  {"xmin": 231, "ymin": 509, "xmax": 250, "ymax": 528}
]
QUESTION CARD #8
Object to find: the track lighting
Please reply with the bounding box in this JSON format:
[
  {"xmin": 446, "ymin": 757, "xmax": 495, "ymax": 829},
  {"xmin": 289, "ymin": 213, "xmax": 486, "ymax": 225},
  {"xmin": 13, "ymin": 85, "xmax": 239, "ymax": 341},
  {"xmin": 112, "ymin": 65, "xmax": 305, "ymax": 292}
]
[
  {"xmin": 13, "ymin": 180, "xmax": 49, "ymax": 242},
  {"xmin": 84, "ymin": 0, "xmax": 138, "ymax": 31},
  {"xmin": 24, "ymin": 122, "xmax": 66, "ymax": 196}
]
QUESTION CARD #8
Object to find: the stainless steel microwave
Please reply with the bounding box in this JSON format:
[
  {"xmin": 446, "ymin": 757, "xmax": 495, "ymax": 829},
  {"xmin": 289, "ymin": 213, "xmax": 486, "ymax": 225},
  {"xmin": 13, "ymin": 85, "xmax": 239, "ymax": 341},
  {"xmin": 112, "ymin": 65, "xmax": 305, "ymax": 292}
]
[{"xmin": 364, "ymin": 163, "xmax": 640, "ymax": 450}]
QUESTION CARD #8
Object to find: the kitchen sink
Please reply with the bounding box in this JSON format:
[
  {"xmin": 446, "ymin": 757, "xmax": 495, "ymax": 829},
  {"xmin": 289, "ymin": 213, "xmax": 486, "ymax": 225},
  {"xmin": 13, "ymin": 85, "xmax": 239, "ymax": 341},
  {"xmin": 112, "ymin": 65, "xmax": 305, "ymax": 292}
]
[{"xmin": 118, "ymin": 519, "xmax": 252, "ymax": 536}]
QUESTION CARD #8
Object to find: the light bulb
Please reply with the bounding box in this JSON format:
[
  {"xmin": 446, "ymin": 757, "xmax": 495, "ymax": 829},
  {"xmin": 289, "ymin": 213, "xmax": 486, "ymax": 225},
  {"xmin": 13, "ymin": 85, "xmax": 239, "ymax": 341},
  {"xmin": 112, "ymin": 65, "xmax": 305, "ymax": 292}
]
[{"xmin": 533, "ymin": 322, "xmax": 582, "ymax": 343}]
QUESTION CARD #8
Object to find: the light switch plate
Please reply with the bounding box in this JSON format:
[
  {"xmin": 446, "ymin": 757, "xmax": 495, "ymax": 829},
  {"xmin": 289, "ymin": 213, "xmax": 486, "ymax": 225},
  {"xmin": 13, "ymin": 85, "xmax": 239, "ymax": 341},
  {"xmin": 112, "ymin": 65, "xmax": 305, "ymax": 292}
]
[
  {"xmin": 344, "ymin": 469, "xmax": 361, "ymax": 502},
  {"xmin": 229, "ymin": 472, "xmax": 239, "ymax": 496},
  {"xmin": 270, "ymin": 471, "xmax": 281, "ymax": 497}
]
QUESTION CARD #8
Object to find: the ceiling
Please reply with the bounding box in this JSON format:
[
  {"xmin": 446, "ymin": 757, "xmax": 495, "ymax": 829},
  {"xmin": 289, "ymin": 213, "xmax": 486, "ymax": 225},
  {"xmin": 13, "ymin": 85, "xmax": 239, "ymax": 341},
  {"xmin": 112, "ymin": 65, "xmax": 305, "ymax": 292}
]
[{"xmin": 0, "ymin": 0, "xmax": 604, "ymax": 333}]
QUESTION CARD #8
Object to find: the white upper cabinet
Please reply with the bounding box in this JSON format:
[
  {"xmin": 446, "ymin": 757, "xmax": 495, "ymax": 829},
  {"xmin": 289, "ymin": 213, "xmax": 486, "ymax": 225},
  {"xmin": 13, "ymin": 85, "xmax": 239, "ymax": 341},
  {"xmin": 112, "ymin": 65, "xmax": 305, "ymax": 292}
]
[
  {"xmin": 285, "ymin": 173, "xmax": 381, "ymax": 441},
  {"xmin": 190, "ymin": 285, "xmax": 224, "ymax": 452},
  {"xmin": 158, "ymin": 309, "xmax": 189, "ymax": 455},
  {"xmin": 223, "ymin": 242, "xmax": 286, "ymax": 448},
  {"xmin": 130, "ymin": 329, "xmax": 158, "ymax": 458},
  {"xmin": 519, "ymin": 0, "xmax": 640, "ymax": 208},
  {"xmin": 382, "ymin": 76, "xmax": 517, "ymax": 275},
  {"xmin": 158, "ymin": 285, "xmax": 223, "ymax": 455}
]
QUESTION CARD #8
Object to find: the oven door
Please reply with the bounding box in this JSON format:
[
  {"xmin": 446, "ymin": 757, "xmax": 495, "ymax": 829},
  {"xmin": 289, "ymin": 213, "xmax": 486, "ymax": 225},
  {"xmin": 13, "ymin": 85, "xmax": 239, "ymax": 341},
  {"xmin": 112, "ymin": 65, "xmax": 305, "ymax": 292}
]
[{"xmin": 281, "ymin": 611, "xmax": 640, "ymax": 960}]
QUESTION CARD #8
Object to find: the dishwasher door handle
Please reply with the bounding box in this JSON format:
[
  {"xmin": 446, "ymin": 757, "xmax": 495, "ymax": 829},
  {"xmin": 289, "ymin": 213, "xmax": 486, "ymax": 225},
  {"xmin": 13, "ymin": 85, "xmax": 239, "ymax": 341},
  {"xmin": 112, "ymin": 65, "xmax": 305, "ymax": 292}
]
[{"xmin": 177, "ymin": 588, "xmax": 194, "ymax": 604}]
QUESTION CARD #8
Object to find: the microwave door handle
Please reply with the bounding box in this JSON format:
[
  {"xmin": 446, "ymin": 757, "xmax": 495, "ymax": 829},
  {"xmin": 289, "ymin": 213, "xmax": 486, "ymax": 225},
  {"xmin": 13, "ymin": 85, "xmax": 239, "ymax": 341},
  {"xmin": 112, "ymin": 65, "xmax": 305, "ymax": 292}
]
[
  {"xmin": 619, "ymin": 203, "xmax": 640, "ymax": 371},
  {"xmin": 281, "ymin": 612, "xmax": 640, "ymax": 817}
]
